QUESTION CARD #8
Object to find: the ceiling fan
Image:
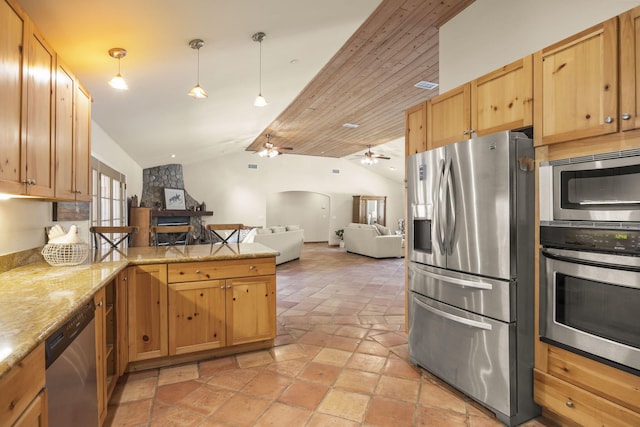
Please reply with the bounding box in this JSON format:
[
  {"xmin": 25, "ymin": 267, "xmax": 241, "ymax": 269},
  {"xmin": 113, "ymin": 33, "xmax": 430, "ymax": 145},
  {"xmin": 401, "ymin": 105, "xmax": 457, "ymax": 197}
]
[
  {"xmin": 257, "ymin": 134, "xmax": 293, "ymax": 158},
  {"xmin": 360, "ymin": 145, "xmax": 390, "ymax": 165}
]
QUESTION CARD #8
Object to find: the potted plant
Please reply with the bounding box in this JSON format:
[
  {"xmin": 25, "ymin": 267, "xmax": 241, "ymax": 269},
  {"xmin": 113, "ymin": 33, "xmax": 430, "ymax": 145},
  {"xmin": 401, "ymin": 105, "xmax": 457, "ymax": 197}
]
[{"xmin": 335, "ymin": 228, "xmax": 344, "ymax": 248}]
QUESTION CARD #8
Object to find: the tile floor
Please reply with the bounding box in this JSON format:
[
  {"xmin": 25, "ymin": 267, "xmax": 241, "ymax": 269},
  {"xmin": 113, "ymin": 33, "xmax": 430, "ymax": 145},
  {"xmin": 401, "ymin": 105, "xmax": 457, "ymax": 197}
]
[{"xmin": 105, "ymin": 243, "xmax": 554, "ymax": 427}]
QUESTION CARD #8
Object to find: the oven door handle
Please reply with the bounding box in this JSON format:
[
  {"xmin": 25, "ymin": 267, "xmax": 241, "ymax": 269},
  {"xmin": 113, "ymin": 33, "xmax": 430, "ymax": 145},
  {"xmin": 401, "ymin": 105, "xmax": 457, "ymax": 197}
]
[
  {"xmin": 414, "ymin": 297, "xmax": 492, "ymax": 330},
  {"xmin": 541, "ymin": 248, "xmax": 640, "ymax": 270},
  {"xmin": 414, "ymin": 266, "xmax": 493, "ymax": 290}
]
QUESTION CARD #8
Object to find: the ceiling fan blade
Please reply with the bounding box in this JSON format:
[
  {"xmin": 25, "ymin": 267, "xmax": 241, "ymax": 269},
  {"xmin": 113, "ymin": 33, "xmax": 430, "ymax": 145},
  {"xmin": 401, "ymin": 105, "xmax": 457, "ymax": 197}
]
[
  {"xmin": 275, "ymin": 146, "xmax": 293, "ymax": 150},
  {"xmin": 372, "ymin": 154, "xmax": 391, "ymax": 160}
]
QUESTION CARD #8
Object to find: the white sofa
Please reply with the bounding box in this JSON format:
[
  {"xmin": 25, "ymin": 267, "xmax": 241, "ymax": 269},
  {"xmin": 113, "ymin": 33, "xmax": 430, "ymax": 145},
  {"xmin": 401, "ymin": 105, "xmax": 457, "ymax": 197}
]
[
  {"xmin": 343, "ymin": 223, "xmax": 403, "ymax": 258},
  {"xmin": 252, "ymin": 226, "xmax": 304, "ymax": 265}
]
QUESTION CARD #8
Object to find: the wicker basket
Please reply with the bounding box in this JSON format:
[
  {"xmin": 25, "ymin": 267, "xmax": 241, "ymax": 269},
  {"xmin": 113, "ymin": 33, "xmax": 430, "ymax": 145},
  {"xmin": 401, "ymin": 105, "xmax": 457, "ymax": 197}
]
[{"xmin": 41, "ymin": 243, "xmax": 89, "ymax": 266}]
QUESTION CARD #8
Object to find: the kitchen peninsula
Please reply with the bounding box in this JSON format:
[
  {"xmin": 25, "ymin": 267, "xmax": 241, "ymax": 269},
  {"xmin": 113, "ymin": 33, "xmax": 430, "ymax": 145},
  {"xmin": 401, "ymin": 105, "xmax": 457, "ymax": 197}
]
[{"xmin": 0, "ymin": 242, "xmax": 278, "ymax": 425}]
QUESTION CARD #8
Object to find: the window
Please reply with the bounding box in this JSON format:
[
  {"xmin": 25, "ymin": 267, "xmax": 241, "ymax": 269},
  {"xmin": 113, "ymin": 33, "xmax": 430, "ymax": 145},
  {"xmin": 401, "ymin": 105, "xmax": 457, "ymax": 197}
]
[{"xmin": 91, "ymin": 158, "xmax": 127, "ymax": 249}]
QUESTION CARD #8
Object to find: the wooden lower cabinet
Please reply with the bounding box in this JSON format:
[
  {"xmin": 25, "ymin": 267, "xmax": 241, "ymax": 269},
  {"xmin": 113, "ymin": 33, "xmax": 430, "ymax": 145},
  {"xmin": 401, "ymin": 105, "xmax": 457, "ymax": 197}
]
[
  {"xmin": 128, "ymin": 264, "xmax": 169, "ymax": 362},
  {"xmin": 131, "ymin": 257, "xmax": 277, "ymax": 363},
  {"xmin": 534, "ymin": 345, "xmax": 640, "ymax": 426},
  {"xmin": 0, "ymin": 343, "xmax": 46, "ymax": 426}
]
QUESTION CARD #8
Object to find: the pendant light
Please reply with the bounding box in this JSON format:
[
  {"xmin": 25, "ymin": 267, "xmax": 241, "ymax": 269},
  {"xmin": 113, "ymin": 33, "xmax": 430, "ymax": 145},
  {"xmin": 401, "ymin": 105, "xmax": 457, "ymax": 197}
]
[
  {"xmin": 188, "ymin": 39, "xmax": 208, "ymax": 99},
  {"xmin": 108, "ymin": 48, "xmax": 128, "ymax": 90},
  {"xmin": 252, "ymin": 32, "xmax": 268, "ymax": 107}
]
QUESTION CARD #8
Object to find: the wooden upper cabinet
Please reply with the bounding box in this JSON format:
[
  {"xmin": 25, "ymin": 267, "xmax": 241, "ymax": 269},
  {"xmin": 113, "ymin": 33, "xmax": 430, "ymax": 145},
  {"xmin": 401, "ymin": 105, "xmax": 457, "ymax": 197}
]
[
  {"xmin": 54, "ymin": 61, "xmax": 76, "ymax": 200},
  {"xmin": 405, "ymin": 101, "xmax": 427, "ymax": 155},
  {"xmin": 620, "ymin": 6, "xmax": 640, "ymax": 132},
  {"xmin": 74, "ymin": 84, "xmax": 91, "ymax": 201},
  {"xmin": 0, "ymin": 0, "xmax": 28, "ymax": 195},
  {"xmin": 427, "ymin": 83, "xmax": 471, "ymax": 149},
  {"xmin": 24, "ymin": 25, "xmax": 55, "ymax": 197},
  {"xmin": 534, "ymin": 17, "xmax": 618, "ymax": 146},
  {"xmin": 472, "ymin": 55, "xmax": 533, "ymax": 136}
]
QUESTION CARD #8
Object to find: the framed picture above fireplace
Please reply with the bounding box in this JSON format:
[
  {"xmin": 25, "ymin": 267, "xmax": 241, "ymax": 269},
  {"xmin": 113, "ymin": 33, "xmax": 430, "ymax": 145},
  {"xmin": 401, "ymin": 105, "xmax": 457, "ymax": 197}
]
[{"xmin": 164, "ymin": 188, "xmax": 186, "ymax": 210}]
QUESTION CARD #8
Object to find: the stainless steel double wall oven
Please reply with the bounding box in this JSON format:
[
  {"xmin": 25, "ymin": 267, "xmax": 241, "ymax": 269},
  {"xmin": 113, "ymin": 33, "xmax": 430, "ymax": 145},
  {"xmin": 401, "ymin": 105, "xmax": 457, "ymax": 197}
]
[
  {"xmin": 407, "ymin": 131, "xmax": 539, "ymax": 426},
  {"xmin": 539, "ymin": 149, "xmax": 640, "ymax": 374}
]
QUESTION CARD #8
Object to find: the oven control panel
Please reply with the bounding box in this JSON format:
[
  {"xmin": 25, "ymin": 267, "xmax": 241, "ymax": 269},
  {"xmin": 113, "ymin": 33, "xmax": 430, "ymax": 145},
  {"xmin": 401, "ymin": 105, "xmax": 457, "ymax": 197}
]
[{"xmin": 540, "ymin": 226, "xmax": 640, "ymax": 254}]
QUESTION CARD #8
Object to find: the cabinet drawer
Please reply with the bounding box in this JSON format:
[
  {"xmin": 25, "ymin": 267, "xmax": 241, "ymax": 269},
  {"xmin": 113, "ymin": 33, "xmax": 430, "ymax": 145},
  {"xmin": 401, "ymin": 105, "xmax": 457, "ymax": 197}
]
[
  {"xmin": 168, "ymin": 258, "xmax": 276, "ymax": 282},
  {"xmin": 0, "ymin": 343, "xmax": 45, "ymax": 426},
  {"xmin": 534, "ymin": 369, "xmax": 640, "ymax": 427}
]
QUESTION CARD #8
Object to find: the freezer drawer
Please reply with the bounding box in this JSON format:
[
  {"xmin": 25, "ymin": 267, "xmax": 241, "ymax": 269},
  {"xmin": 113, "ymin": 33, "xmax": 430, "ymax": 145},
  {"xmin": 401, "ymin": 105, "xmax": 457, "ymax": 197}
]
[
  {"xmin": 409, "ymin": 292, "xmax": 515, "ymax": 418},
  {"xmin": 409, "ymin": 262, "xmax": 515, "ymax": 322}
]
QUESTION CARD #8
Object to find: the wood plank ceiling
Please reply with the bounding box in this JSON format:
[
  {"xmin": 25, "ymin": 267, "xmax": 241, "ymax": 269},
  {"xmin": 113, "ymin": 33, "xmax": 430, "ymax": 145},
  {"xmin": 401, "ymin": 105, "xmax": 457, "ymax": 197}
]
[{"xmin": 246, "ymin": 0, "xmax": 475, "ymax": 158}]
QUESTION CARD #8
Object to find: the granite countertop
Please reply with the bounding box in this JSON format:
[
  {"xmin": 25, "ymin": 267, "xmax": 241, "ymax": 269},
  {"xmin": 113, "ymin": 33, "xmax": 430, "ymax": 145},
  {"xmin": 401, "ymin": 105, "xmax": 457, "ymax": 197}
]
[{"xmin": 0, "ymin": 243, "xmax": 278, "ymax": 380}]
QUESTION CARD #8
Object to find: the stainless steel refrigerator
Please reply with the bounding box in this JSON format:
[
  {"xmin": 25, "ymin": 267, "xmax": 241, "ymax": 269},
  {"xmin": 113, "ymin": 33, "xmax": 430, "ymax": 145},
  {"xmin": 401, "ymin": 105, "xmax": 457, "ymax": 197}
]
[{"xmin": 407, "ymin": 131, "xmax": 539, "ymax": 426}]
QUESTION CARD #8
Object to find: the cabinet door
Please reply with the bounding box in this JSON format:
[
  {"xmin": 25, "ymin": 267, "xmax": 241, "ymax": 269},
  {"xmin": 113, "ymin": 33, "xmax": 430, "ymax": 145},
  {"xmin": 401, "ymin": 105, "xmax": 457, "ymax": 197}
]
[
  {"xmin": 94, "ymin": 288, "xmax": 107, "ymax": 424},
  {"xmin": 472, "ymin": 55, "xmax": 533, "ymax": 136},
  {"xmin": 74, "ymin": 84, "xmax": 91, "ymax": 201},
  {"xmin": 405, "ymin": 102, "xmax": 427, "ymax": 155},
  {"xmin": 168, "ymin": 279, "xmax": 226, "ymax": 355},
  {"xmin": 428, "ymin": 83, "xmax": 471, "ymax": 148},
  {"xmin": 24, "ymin": 25, "xmax": 55, "ymax": 197},
  {"xmin": 12, "ymin": 389, "xmax": 47, "ymax": 427},
  {"xmin": 620, "ymin": 6, "xmax": 640, "ymax": 131},
  {"xmin": 128, "ymin": 264, "xmax": 168, "ymax": 361},
  {"xmin": 54, "ymin": 61, "xmax": 76, "ymax": 201},
  {"xmin": 226, "ymin": 275, "xmax": 276, "ymax": 346},
  {"xmin": 0, "ymin": 0, "xmax": 28, "ymax": 195},
  {"xmin": 535, "ymin": 18, "xmax": 618, "ymax": 146}
]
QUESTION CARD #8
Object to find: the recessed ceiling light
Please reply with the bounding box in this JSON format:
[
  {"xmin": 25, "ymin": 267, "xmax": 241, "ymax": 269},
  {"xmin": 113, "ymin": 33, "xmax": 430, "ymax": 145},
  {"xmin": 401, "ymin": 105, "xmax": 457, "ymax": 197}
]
[
  {"xmin": 414, "ymin": 81, "xmax": 439, "ymax": 90},
  {"xmin": 343, "ymin": 123, "xmax": 360, "ymax": 129},
  {"xmin": 171, "ymin": 154, "xmax": 176, "ymax": 158}
]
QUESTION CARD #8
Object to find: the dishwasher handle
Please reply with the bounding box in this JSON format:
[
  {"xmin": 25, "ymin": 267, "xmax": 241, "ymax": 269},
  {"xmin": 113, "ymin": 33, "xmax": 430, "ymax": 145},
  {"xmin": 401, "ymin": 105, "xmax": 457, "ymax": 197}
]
[{"xmin": 45, "ymin": 300, "xmax": 95, "ymax": 368}]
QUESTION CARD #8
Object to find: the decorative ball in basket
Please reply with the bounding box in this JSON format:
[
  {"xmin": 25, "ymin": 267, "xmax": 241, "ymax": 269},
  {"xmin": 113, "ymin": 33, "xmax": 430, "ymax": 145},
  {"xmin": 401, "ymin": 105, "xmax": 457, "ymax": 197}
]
[{"xmin": 42, "ymin": 225, "xmax": 89, "ymax": 266}]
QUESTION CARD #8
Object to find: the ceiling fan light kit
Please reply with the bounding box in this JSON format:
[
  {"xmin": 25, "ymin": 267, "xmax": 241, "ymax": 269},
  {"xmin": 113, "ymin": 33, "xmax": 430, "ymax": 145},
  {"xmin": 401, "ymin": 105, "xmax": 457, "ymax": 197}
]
[
  {"xmin": 188, "ymin": 38, "xmax": 208, "ymax": 99},
  {"xmin": 258, "ymin": 133, "xmax": 293, "ymax": 158},
  {"xmin": 252, "ymin": 32, "xmax": 268, "ymax": 107},
  {"xmin": 108, "ymin": 48, "xmax": 128, "ymax": 90},
  {"xmin": 361, "ymin": 145, "xmax": 390, "ymax": 165}
]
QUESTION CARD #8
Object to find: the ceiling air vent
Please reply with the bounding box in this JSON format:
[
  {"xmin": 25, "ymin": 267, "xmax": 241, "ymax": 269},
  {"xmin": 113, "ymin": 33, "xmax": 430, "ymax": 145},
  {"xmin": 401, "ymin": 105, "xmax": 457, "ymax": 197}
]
[
  {"xmin": 248, "ymin": 164, "xmax": 258, "ymax": 169},
  {"xmin": 414, "ymin": 81, "xmax": 439, "ymax": 90},
  {"xmin": 332, "ymin": 169, "xmax": 340, "ymax": 174},
  {"xmin": 342, "ymin": 123, "xmax": 359, "ymax": 129}
]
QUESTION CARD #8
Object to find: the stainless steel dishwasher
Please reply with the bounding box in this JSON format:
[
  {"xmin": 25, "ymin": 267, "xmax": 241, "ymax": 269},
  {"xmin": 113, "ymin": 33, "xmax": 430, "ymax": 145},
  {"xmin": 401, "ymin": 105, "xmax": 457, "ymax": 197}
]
[{"xmin": 45, "ymin": 300, "xmax": 99, "ymax": 426}]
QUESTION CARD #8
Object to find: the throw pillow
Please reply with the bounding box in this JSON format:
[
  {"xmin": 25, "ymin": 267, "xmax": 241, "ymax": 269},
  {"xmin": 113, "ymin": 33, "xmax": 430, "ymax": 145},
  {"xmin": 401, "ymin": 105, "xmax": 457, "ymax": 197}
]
[
  {"xmin": 374, "ymin": 223, "xmax": 390, "ymax": 235},
  {"xmin": 242, "ymin": 228, "xmax": 257, "ymax": 243},
  {"xmin": 256, "ymin": 228, "xmax": 273, "ymax": 234},
  {"xmin": 286, "ymin": 225, "xmax": 300, "ymax": 231},
  {"xmin": 271, "ymin": 226, "xmax": 286, "ymax": 233}
]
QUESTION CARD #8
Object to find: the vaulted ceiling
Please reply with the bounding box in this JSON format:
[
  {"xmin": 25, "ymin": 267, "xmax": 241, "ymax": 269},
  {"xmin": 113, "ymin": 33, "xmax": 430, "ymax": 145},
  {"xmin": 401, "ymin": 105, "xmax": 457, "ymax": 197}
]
[{"xmin": 16, "ymin": 0, "xmax": 474, "ymax": 174}]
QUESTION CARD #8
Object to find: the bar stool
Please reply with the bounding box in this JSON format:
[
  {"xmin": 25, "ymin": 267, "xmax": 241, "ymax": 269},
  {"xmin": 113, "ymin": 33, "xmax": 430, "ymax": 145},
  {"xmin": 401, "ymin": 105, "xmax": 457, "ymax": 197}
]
[
  {"xmin": 90, "ymin": 226, "xmax": 138, "ymax": 249},
  {"xmin": 206, "ymin": 224, "xmax": 244, "ymax": 244},
  {"xmin": 150, "ymin": 225, "xmax": 194, "ymax": 246}
]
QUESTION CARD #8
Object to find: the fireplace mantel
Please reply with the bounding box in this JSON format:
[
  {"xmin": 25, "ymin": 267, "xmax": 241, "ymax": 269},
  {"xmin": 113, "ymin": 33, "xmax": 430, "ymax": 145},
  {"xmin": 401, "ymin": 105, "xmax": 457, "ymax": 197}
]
[{"xmin": 151, "ymin": 210, "xmax": 213, "ymax": 218}]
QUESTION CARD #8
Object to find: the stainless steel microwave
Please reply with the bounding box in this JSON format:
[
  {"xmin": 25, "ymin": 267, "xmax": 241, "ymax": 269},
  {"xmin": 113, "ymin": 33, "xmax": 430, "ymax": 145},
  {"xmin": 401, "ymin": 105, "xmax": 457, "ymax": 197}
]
[{"xmin": 540, "ymin": 149, "xmax": 640, "ymax": 223}]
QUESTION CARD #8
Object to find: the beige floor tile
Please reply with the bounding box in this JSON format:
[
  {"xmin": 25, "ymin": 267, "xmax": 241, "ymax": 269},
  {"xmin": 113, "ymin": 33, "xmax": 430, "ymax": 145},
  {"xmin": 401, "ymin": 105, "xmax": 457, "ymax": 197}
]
[
  {"xmin": 306, "ymin": 413, "xmax": 361, "ymax": 427},
  {"xmin": 312, "ymin": 348, "xmax": 353, "ymax": 367},
  {"xmin": 264, "ymin": 359, "xmax": 307, "ymax": 377},
  {"xmin": 364, "ymin": 396, "xmax": 416, "ymax": 427},
  {"xmin": 278, "ymin": 380, "xmax": 329, "ymax": 410},
  {"xmin": 317, "ymin": 389, "xmax": 370, "ymax": 422},
  {"xmin": 235, "ymin": 350, "xmax": 274, "ymax": 368},
  {"xmin": 325, "ymin": 335, "xmax": 361, "ymax": 352},
  {"xmin": 206, "ymin": 368, "xmax": 259, "ymax": 391},
  {"xmin": 198, "ymin": 356, "xmax": 237, "ymax": 377},
  {"xmin": 254, "ymin": 402, "xmax": 312, "ymax": 426},
  {"xmin": 298, "ymin": 362, "xmax": 342, "ymax": 386},
  {"xmin": 105, "ymin": 399, "xmax": 152, "ymax": 427},
  {"xmin": 346, "ymin": 352, "xmax": 387, "ymax": 373},
  {"xmin": 271, "ymin": 343, "xmax": 306, "ymax": 362},
  {"xmin": 211, "ymin": 394, "xmax": 270, "ymax": 426},
  {"xmin": 375, "ymin": 375, "xmax": 420, "ymax": 402},
  {"xmin": 241, "ymin": 371, "xmax": 292, "ymax": 400},
  {"xmin": 420, "ymin": 380, "xmax": 467, "ymax": 414},
  {"xmin": 383, "ymin": 357, "xmax": 421, "ymax": 380},
  {"xmin": 158, "ymin": 363, "xmax": 199, "ymax": 386},
  {"xmin": 174, "ymin": 384, "xmax": 235, "ymax": 416},
  {"xmin": 111, "ymin": 377, "xmax": 157, "ymax": 403},
  {"xmin": 334, "ymin": 368, "xmax": 380, "ymax": 394},
  {"xmin": 149, "ymin": 405, "xmax": 204, "ymax": 426},
  {"xmin": 356, "ymin": 340, "xmax": 390, "ymax": 357},
  {"xmin": 155, "ymin": 379, "xmax": 200, "ymax": 404},
  {"xmin": 414, "ymin": 406, "xmax": 468, "ymax": 426},
  {"xmin": 335, "ymin": 325, "xmax": 370, "ymax": 339},
  {"xmin": 370, "ymin": 331, "xmax": 407, "ymax": 347}
]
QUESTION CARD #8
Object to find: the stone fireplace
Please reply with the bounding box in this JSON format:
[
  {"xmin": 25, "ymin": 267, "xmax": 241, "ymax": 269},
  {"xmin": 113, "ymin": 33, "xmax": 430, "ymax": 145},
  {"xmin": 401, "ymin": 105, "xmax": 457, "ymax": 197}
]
[{"xmin": 139, "ymin": 164, "xmax": 210, "ymax": 243}]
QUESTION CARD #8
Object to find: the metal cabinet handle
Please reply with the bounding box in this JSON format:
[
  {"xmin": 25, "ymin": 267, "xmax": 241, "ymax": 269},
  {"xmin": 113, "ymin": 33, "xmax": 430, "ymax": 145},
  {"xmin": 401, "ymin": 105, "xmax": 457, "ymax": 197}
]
[
  {"xmin": 226, "ymin": 285, "xmax": 231, "ymax": 289},
  {"xmin": 220, "ymin": 285, "xmax": 225, "ymax": 289},
  {"xmin": 462, "ymin": 130, "xmax": 469, "ymax": 135},
  {"xmin": 469, "ymin": 129, "xmax": 476, "ymax": 134},
  {"xmin": 195, "ymin": 269, "xmax": 201, "ymax": 274},
  {"xmin": 604, "ymin": 116, "xmax": 614, "ymax": 124},
  {"xmin": 622, "ymin": 113, "xmax": 632, "ymax": 120},
  {"xmin": 249, "ymin": 265, "xmax": 255, "ymax": 270},
  {"xmin": 96, "ymin": 301, "xmax": 103, "ymax": 307},
  {"xmin": 566, "ymin": 401, "xmax": 574, "ymax": 408}
]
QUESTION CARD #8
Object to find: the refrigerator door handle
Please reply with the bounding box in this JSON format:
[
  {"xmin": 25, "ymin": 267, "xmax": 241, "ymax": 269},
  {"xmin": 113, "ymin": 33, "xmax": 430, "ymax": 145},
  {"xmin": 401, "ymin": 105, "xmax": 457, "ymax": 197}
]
[
  {"xmin": 414, "ymin": 297, "xmax": 493, "ymax": 330},
  {"xmin": 433, "ymin": 159, "xmax": 446, "ymax": 255},
  {"xmin": 414, "ymin": 266, "xmax": 493, "ymax": 290},
  {"xmin": 444, "ymin": 156, "xmax": 456, "ymax": 255}
]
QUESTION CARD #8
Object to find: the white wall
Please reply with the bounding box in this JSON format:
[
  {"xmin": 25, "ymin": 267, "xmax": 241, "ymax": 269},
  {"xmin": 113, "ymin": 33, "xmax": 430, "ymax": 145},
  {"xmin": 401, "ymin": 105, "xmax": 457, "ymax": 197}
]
[
  {"xmin": 267, "ymin": 191, "xmax": 330, "ymax": 242},
  {"xmin": 439, "ymin": 0, "xmax": 640, "ymax": 91},
  {"xmin": 183, "ymin": 151, "xmax": 404, "ymax": 245}
]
